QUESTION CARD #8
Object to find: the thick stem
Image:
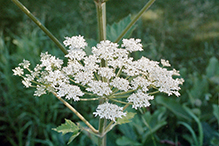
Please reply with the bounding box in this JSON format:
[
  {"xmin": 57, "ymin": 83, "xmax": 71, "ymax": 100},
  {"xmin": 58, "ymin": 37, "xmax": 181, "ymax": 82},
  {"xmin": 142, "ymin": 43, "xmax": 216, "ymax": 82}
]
[
  {"xmin": 52, "ymin": 92, "xmax": 98, "ymax": 134},
  {"xmin": 97, "ymin": 97, "xmax": 107, "ymax": 146},
  {"xmin": 11, "ymin": 0, "xmax": 68, "ymax": 55},
  {"xmin": 98, "ymin": 118, "xmax": 107, "ymax": 146},
  {"xmin": 95, "ymin": 1, "xmax": 106, "ymax": 41},
  {"xmin": 115, "ymin": 0, "xmax": 155, "ymax": 43},
  {"xmin": 95, "ymin": 1, "xmax": 107, "ymax": 145}
]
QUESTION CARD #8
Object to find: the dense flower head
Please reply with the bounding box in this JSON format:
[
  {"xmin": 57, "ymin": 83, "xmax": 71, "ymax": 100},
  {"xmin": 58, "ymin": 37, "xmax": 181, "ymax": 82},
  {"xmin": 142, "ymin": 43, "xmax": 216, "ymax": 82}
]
[
  {"xmin": 13, "ymin": 35, "xmax": 184, "ymax": 121},
  {"xmin": 63, "ymin": 35, "xmax": 87, "ymax": 49},
  {"xmin": 127, "ymin": 89, "xmax": 154, "ymax": 109},
  {"xmin": 122, "ymin": 38, "xmax": 143, "ymax": 52},
  {"xmin": 93, "ymin": 102, "xmax": 126, "ymax": 121}
]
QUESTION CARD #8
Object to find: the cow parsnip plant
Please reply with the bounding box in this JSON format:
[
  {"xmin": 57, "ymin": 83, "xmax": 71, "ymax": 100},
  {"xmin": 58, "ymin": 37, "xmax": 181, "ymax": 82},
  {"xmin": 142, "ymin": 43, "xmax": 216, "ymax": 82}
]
[{"xmin": 12, "ymin": 0, "xmax": 184, "ymax": 145}]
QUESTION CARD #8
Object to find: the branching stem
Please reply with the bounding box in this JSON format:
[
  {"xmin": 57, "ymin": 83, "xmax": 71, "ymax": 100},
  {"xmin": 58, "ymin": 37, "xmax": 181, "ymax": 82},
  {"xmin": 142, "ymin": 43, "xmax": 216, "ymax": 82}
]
[{"xmin": 52, "ymin": 92, "xmax": 98, "ymax": 134}]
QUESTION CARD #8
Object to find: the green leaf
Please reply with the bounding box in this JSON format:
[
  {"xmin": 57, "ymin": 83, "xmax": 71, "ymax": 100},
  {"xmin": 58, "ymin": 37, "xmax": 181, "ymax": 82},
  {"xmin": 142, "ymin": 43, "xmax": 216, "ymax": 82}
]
[
  {"xmin": 119, "ymin": 123, "xmax": 137, "ymax": 140},
  {"xmin": 141, "ymin": 107, "xmax": 167, "ymax": 143},
  {"xmin": 52, "ymin": 119, "xmax": 79, "ymax": 135},
  {"xmin": 202, "ymin": 122, "xmax": 218, "ymax": 145},
  {"xmin": 116, "ymin": 112, "xmax": 136, "ymax": 125},
  {"xmin": 116, "ymin": 136, "xmax": 141, "ymax": 146},
  {"xmin": 178, "ymin": 121, "xmax": 199, "ymax": 146},
  {"xmin": 188, "ymin": 75, "xmax": 209, "ymax": 102},
  {"xmin": 183, "ymin": 105, "xmax": 203, "ymax": 146},
  {"xmin": 213, "ymin": 104, "xmax": 219, "ymax": 122},
  {"xmin": 67, "ymin": 132, "xmax": 80, "ymax": 145},
  {"xmin": 206, "ymin": 57, "xmax": 219, "ymax": 78},
  {"xmin": 211, "ymin": 136, "xmax": 219, "ymax": 146},
  {"xmin": 106, "ymin": 15, "xmax": 136, "ymax": 42},
  {"xmin": 156, "ymin": 96, "xmax": 191, "ymax": 121}
]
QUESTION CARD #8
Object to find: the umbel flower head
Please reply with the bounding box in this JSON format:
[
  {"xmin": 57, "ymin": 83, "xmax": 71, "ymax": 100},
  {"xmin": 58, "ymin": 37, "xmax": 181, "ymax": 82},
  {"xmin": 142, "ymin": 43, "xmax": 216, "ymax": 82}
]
[{"xmin": 13, "ymin": 35, "xmax": 184, "ymax": 121}]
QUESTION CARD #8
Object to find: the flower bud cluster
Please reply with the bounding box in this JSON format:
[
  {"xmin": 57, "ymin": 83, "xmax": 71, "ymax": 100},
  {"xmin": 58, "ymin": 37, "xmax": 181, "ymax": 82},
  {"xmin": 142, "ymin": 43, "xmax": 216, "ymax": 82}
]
[{"xmin": 13, "ymin": 35, "xmax": 184, "ymax": 121}]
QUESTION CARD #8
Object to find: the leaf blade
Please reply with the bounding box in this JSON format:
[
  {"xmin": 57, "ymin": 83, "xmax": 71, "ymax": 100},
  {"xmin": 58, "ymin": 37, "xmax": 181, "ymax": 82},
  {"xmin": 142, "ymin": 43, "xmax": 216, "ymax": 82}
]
[{"xmin": 52, "ymin": 119, "xmax": 80, "ymax": 135}]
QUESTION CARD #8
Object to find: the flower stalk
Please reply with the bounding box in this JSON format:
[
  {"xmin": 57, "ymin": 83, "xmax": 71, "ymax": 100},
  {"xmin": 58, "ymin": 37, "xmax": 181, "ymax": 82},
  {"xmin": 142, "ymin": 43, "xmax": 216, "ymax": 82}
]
[{"xmin": 52, "ymin": 92, "xmax": 98, "ymax": 134}]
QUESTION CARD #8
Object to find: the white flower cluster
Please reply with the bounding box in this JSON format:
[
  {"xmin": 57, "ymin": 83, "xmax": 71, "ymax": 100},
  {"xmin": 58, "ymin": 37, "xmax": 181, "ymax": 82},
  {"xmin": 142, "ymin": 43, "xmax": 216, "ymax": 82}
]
[
  {"xmin": 13, "ymin": 36, "xmax": 184, "ymax": 121},
  {"xmin": 93, "ymin": 102, "xmax": 126, "ymax": 121}
]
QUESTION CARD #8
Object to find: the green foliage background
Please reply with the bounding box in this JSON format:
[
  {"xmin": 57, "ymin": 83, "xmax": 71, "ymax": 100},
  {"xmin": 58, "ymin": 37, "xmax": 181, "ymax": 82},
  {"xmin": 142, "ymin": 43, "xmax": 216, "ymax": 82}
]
[{"xmin": 0, "ymin": 0, "xmax": 219, "ymax": 145}]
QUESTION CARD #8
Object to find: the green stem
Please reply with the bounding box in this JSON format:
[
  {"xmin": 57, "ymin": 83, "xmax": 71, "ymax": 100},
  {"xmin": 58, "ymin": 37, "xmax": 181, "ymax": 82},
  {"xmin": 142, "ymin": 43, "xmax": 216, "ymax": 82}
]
[
  {"xmin": 114, "ymin": 0, "xmax": 155, "ymax": 43},
  {"xmin": 109, "ymin": 98, "xmax": 132, "ymax": 105},
  {"xmin": 11, "ymin": 0, "xmax": 68, "ymax": 55},
  {"xmin": 113, "ymin": 89, "xmax": 137, "ymax": 96},
  {"xmin": 104, "ymin": 104, "xmax": 130, "ymax": 134},
  {"xmin": 52, "ymin": 92, "xmax": 98, "ymax": 134},
  {"xmin": 98, "ymin": 99, "xmax": 107, "ymax": 146},
  {"xmin": 95, "ymin": 1, "xmax": 107, "ymax": 145},
  {"xmin": 95, "ymin": 1, "xmax": 106, "ymax": 41},
  {"xmin": 80, "ymin": 97, "xmax": 100, "ymax": 101},
  {"xmin": 148, "ymin": 90, "xmax": 159, "ymax": 95}
]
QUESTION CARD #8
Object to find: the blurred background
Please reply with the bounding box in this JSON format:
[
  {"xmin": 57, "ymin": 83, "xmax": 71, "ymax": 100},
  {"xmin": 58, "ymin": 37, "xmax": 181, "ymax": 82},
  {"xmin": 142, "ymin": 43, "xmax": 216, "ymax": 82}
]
[{"xmin": 0, "ymin": 0, "xmax": 219, "ymax": 145}]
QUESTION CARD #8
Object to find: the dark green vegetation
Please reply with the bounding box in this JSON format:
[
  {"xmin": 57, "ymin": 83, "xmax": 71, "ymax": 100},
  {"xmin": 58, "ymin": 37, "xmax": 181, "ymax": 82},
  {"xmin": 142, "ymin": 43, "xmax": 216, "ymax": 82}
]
[{"xmin": 0, "ymin": 0, "xmax": 219, "ymax": 145}]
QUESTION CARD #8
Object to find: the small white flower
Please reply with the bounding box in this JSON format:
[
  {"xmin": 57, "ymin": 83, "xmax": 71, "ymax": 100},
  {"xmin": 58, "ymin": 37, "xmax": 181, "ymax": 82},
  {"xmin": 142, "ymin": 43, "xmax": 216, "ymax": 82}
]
[
  {"xmin": 63, "ymin": 35, "xmax": 87, "ymax": 49},
  {"xmin": 74, "ymin": 71, "xmax": 94, "ymax": 85},
  {"xmin": 108, "ymin": 57, "xmax": 131, "ymax": 69},
  {"xmin": 56, "ymin": 83, "xmax": 84, "ymax": 101},
  {"xmin": 21, "ymin": 74, "xmax": 34, "ymax": 88},
  {"xmin": 122, "ymin": 63, "xmax": 140, "ymax": 76},
  {"xmin": 122, "ymin": 38, "xmax": 143, "ymax": 52},
  {"xmin": 86, "ymin": 80, "xmax": 112, "ymax": 96},
  {"xmin": 84, "ymin": 55, "xmax": 100, "ymax": 72},
  {"xmin": 40, "ymin": 52, "xmax": 63, "ymax": 71},
  {"xmin": 92, "ymin": 40, "xmax": 119, "ymax": 60},
  {"xmin": 63, "ymin": 59, "xmax": 84, "ymax": 75},
  {"xmin": 127, "ymin": 90, "xmax": 154, "ymax": 109},
  {"xmin": 93, "ymin": 102, "xmax": 126, "ymax": 121},
  {"xmin": 65, "ymin": 49, "xmax": 86, "ymax": 60},
  {"xmin": 43, "ymin": 70, "xmax": 69, "ymax": 89},
  {"xmin": 12, "ymin": 67, "xmax": 24, "ymax": 76},
  {"xmin": 131, "ymin": 76, "xmax": 151, "ymax": 92},
  {"xmin": 22, "ymin": 78, "xmax": 32, "ymax": 88},
  {"xmin": 19, "ymin": 59, "xmax": 30, "ymax": 69},
  {"xmin": 171, "ymin": 69, "xmax": 180, "ymax": 76},
  {"xmin": 34, "ymin": 85, "xmax": 46, "ymax": 96},
  {"xmin": 110, "ymin": 77, "xmax": 130, "ymax": 91},
  {"xmin": 132, "ymin": 56, "xmax": 159, "ymax": 73},
  {"xmin": 98, "ymin": 67, "xmax": 115, "ymax": 79},
  {"xmin": 34, "ymin": 64, "xmax": 42, "ymax": 72},
  {"xmin": 161, "ymin": 59, "xmax": 171, "ymax": 67}
]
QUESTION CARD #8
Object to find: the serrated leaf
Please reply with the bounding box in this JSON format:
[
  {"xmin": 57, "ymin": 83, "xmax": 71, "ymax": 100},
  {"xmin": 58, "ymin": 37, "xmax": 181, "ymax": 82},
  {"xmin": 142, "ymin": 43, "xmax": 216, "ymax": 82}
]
[
  {"xmin": 106, "ymin": 15, "xmax": 136, "ymax": 42},
  {"xmin": 52, "ymin": 119, "xmax": 80, "ymax": 135},
  {"xmin": 116, "ymin": 112, "xmax": 136, "ymax": 125}
]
